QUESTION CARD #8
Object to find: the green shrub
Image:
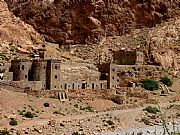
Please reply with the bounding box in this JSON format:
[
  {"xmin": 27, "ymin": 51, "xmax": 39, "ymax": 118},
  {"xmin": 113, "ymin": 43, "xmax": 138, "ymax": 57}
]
[
  {"xmin": 17, "ymin": 110, "xmax": 24, "ymax": 115},
  {"xmin": 141, "ymin": 117, "xmax": 150, "ymax": 125},
  {"xmin": 142, "ymin": 79, "xmax": 159, "ymax": 91},
  {"xmin": 74, "ymin": 104, "xmax": 78, "ymax": 108},
  {"xmin": 111, "ymin": 96, "xmax": 121, "ymax": 104},
  {"xmin": 9, "ymin": 119, "xmax": 18, "ymax": 126},
  {"xmin": 143, "ymin": 106, "xmax": 160, "ymax": 114},
  {"xmin": 106, "ymin": 120, "xmax": 114, "ymax": 125},
  {"xmin": 23, "ymin": 111, "xmax": 34, "ymax": 118},
  {"xmin": 161, "ymin": 76, "xmax": 173, "ymax": 86},
  {"xmin": 124, "ymin": 59, "xmax": 131, "ymax": 65},
  {"xmin": 81, "ymin": 106, "xmax": 93, "ymax": 112},
  {"xmin": 0, "ymin": 129, "xmax": 10, "ymax": 135},
  {"xmin": 44, "ymin": 102, "xmax": 50, "ymax": 107}
]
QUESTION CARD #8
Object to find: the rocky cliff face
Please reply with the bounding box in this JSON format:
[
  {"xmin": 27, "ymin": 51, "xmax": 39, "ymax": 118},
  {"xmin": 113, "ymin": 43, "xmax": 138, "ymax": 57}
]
[
  {"xmin": 5, "ymin": 0, "xmax": 180, "ymax": 44},
  {"xmin": 73, "ymin": 17, "xmax": 180, "ymax": 70},
  {"xmin": 2, "ymin": 0, "xmax": 180, "ymax": 70},
  {"xmin": 0, "ymin": 0, "xmax": 44, "ymax": 60}
]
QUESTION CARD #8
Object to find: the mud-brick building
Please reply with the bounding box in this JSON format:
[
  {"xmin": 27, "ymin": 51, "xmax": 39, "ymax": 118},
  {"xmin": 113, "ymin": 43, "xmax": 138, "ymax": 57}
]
[
  {"xmin": 9, "ymin": 59, "xmax": 61, "ymax": 90},
  {"xmin": 0, "ymin": 48, "xmax": 158, "ymax": 91},
  {"xmin": 108, "ymin": 64, "xmax": 163, "ymax": 88},
  {"xmin": 0, "ymin": 63, "xmax": 13, "ymax": 81},
  {"xmin": 0, "ymin": 58, "xmax": 108, "ymax": 91},
  {"xmin": 113, "ymin": 49, "xmax": 144, "ymax": 65}
]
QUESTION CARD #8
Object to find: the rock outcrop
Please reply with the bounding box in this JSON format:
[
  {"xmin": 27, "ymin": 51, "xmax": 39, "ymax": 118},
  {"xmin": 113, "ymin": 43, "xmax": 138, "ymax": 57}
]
[
  {"xmin": 0, "ymin": 0, "xmax": 44, "ymax": 58},
  {"xmin": 73, "ymin": 17, "xmax": 180, "ymax": 70},
  {"xmin": 5, "ymin": 0, "xmax": 180, "ymax": 44},
  {"xmin": 61, "ymin": 63, "xmax": 100, "ymax": 81},
  {"xmin": 2, "ymin": 0, "xmax": 180, "ymax": 70}
]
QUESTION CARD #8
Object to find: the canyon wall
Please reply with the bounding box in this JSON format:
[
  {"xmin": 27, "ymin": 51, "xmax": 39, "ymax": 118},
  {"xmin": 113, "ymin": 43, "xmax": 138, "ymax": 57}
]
[
  {"xmin": 5, "ymin": 0, "xmax": 180, "ymax": 44},
  {"xmin": 0, "ymin": 0, "xmax": 44, "ymax": 56},
  {"xmin": 2, "ymin": 0, "xmax": 180, "ymax": 70}
]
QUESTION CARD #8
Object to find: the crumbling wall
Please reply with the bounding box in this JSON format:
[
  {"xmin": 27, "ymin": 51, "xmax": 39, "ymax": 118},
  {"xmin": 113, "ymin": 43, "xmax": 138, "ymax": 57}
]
[
  {"xmin": 25, "ymin": 89, "xmax": 68, "ymax": 100},
  {"xmin": 113, "ymin": 50, "xmax": 144, "ymax": 65},
  {"xmin": 13, "ymin": 81, "xmax": 43, "ymax": 90},
  {"xmin": 116, "ymin": 88, "xmax": 150, "ymax": 99},
  {"xmin": 68, "ymin": 89, "xmax": 117, "ymax": 100},
  {"xmin": 116, "ymin": 65, "xmax": 163, "ymax": 87}
]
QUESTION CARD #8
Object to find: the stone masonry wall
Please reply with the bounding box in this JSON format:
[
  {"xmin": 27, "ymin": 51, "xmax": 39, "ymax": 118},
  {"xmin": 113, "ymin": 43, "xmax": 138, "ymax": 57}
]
[
  {"xmin": 116, "ymin": 65, "xmax": 163, "ymax": 87},
  {"xmin": 13, "ymin": 81, "xmax": 43, "ymax": 90}
]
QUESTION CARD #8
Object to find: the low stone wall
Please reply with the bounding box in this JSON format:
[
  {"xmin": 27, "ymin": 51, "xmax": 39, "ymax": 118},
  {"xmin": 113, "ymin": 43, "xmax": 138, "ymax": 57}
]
[
  {"xmin": 13, "ymin": 81, "xmax": 43, "ymax": 90},
  {"xmin": 68, "ymin": 89, "xmax": 116, "ymax": 100},
  {"xmin": 3, "ymin": 72, "xmax": 13, "ymax": 81},
  {"xmin": 126, "ymin": 90, "xmax": 149, "ymax": 99},
  {"xmin": 0, "ymin": 81, "xmax": 25, "ymax": 92},
  {"xmin": 116, "ymin": 87, "xmax": 149, "ymax": 99},
  {"xmin": 24, "ymin": 89, "xmax": 68, "ymax": 100}
]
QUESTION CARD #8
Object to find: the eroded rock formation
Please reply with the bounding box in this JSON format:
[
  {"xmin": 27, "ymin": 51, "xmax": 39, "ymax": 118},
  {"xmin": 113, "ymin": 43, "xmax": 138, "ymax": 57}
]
[
  {"xmin": 5, "ymin": 0, "xmax": 180, "ymax": 44},
  {"xmin": 2, "ymin": 0, "xmax": 180, "ymax": 70},
  {"xmin": 0, "ymin": 0, "xmax": 44, "ymax": 56}
]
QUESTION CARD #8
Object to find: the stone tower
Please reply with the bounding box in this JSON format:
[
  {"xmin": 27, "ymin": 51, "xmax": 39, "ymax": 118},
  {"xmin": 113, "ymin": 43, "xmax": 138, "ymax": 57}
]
[
  {"xmin": 11, "ymin": 60, "xmax": 32, "ymax": 81},
  {"xmin": 32, "ymin": 60, "xmax": 47, "ymax": 90},
  {"xmin": 46, "ymin": 60, "xmax": 61, "ymax": 90},
  {"xmin": 107, "ymin": 63, "xmax": 117, "ymax": 89}
]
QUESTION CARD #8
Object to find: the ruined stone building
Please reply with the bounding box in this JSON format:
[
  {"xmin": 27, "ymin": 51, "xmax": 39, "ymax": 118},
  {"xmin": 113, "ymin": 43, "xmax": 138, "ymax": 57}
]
[
  {"xmin": 0, "ymin": 48, "xmax": 163, "ymax": 92},
  {"xmin": 107, "ymin": 49, "xmax": 163, "ymax": 88},
  {"xmin": 0, "ymin": 58, "xmax": 108, "ymax": 91},
  {"xmin": 2, "ymin": 59, "xmax": 61, "ymax": 91},
  {"xmin": 113, "ymin": 49, "xmax": 144, "ymax": 65}
]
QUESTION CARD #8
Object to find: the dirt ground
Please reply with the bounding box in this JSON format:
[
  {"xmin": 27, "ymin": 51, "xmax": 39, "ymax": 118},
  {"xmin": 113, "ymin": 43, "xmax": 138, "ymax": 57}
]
[{"xmin": 0, "ymin": 86, "xmax": 179, "ymax": 135}]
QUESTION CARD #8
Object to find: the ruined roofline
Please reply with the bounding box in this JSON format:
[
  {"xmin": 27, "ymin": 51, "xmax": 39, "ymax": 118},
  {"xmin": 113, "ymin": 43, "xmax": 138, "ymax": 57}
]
[
  {"xmin": 47, "ymin": 59, "xmax": 61, "ymax": 63},
  {"xmin": 11, "ymin": 59, "xmax": 31, "ymax": 62},
  {"xmin": 60, "ymin": 80, "xmax": 107, "ymax": 83},
  {"xmin": 11, "ymin": 59, "xmax": 61, "ymax": 63},
  {"xmin": 114, "ymin": 64, "xmax": 162, "ymax": 68},
  {"xmin": 113, "ymin": 49, "xmax": 142, "ymax": 53}
]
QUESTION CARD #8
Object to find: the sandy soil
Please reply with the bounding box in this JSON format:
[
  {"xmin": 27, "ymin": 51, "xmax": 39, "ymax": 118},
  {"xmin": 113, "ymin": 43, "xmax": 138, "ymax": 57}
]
[{"xmin": 0, "ymin": 86, "xmax": 179, "ymax": 135}]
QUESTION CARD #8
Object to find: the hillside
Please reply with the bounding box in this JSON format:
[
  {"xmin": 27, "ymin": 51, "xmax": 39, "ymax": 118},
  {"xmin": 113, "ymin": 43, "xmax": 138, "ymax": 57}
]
[
  {"xmin": 5, "ymin": 0, "xmax": 180, "ymax": 44},
  {"xmin": 73, "ymin": 17, "xmax": 180, "ymax": 70},
  {"xmin": 3, "ymin": 0, "xmax": 180, "ymax": 70},
  {"xmin": 0, "ymin": 0, "xmax": 44, "ymax": 62},
  {"xmin": 0, "ymin": 1, "xmax": 179, "ymax": 134}
]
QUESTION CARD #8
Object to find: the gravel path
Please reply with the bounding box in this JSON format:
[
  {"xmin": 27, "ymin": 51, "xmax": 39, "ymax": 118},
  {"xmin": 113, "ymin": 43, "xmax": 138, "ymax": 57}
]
[
  {"xmin": 12, "ymin": 102, "xmax": 180, "ymax": 130},
  {"xmin": 101, "ymin": 123, "xmax": 180, "ymax": 135}
]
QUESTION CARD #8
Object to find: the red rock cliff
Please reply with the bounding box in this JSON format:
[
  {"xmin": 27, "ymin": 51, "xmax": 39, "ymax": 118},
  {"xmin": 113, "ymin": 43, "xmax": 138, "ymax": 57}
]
[{"xmin": 4, "ymin": 0, "xmax": 180, "ymax": 44}]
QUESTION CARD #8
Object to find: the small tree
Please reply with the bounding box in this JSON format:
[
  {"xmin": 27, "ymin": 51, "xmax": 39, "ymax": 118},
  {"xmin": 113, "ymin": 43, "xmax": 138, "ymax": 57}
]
[
  {"xmin": 142, "ymin": 79, "xmax": 159, "ymax": 91},
  {"xmin": 111, "ymin": 96, "xmax": 121, "ymax": 104},
  {"xmin": 0, "ymin": 129, "xmax": 10, "ymax": 135},
  {"xmin": 143, "ymin": 106, "xmax": 160, "ymax": 114},
  {"xmin": 44, "ymin": 102, "xmax": 50, "ymax": 107},
  {"xmin": 161, "ymin": 76, "xmax": 172, "ymax": 86},
  {"xmin": 23, "ymin": 111, "xmax": 34, "ymax": 118},
  {"xmin": 9, "ymin": 119, "xmax": 18, "ymax": 126}
]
